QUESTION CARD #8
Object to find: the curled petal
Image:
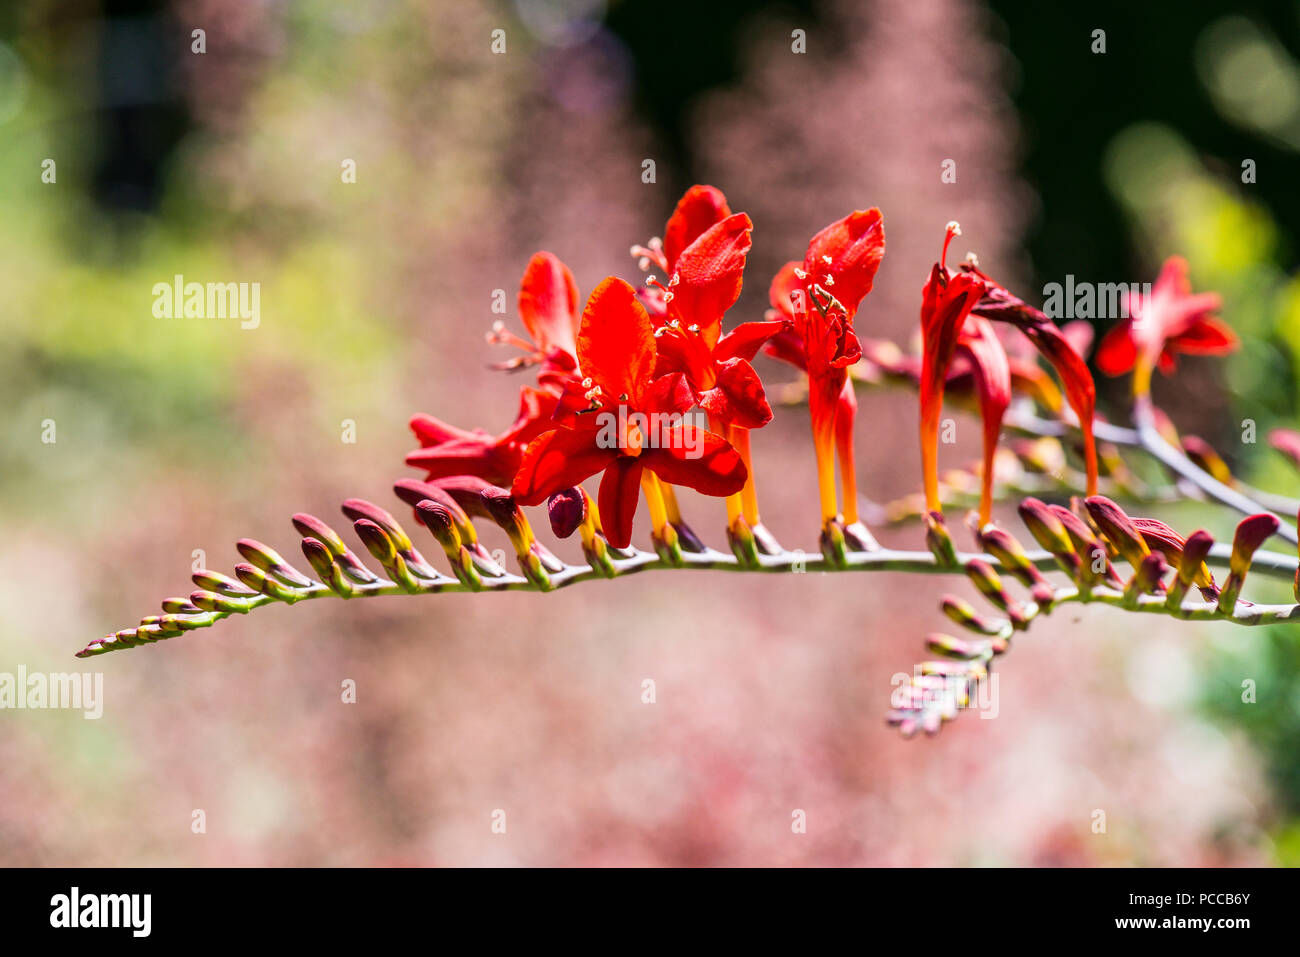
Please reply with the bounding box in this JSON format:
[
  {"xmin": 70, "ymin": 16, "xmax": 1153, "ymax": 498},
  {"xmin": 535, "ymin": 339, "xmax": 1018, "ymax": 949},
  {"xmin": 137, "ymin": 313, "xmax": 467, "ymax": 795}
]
[
  {"xmin": 641, "ymin": 426, "xmax": 747, "ymax": 496},
  {"xmin": 511, "ymin": 428, "xmax": 614, "ymax": 506},
  {"xmin": 697, "ymin": 358, "xmax": 772, "ymax": 430},
  {"xmin": 642, "ymin": 371, "xmax": 696, "ymax": 416},
  {"xmin": 670, "ymin": 212, "xmax": 753, "ymax": 341},
  {"xmin": 803, "ymin": 208, "xmax": 885, "ymax": 317},
  {"xmin": 518, "ymin": 252, "xmax": 580, "ymax": 358},
  {"xmin": 663, "ymin": 184, "xmax": 731, "ymax": 271},
  {"xmin": 715, "ymin": 319, "xmax": 791, "ymax": 363}
]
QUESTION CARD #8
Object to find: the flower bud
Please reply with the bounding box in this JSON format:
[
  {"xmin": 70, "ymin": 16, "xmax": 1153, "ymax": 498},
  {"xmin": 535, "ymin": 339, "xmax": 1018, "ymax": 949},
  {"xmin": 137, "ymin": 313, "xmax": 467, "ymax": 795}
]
[
  {"xmin": 301, "ymin": 537, "xmax": 354, "ymax": 598},
  {"xmin": 547, "ymin": 488, "xmax": 586, "ymax": 540},
  {"xmin": 236, "ymin": 538, "xmax": 314, "ymax": 587},
  {"xmin": 1083, "ymin": 495, "xmax": 1150, "ymax": 570},
  {"xmin": 923, "ymin": 510, "xmax": 958, "ymax": 567},
  {"xmin": 1181, "ymin": 435, "xmax": 1233, "ymax": 485},
  {"xmin": 1218, "ymin": 513, "xmax": 1280, "ymax": 613}
]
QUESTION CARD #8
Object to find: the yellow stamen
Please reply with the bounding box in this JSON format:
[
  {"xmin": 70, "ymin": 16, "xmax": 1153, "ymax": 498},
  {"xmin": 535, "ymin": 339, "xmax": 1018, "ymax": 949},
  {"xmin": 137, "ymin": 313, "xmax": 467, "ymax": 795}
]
[
  {"xmin": 641, "ymin": 472, "xmax": 670, "ymax": 536},
  {"xmin": 729, "ymin": 425, "xmax": 761, "ymax": 525},
  {"xmin": 1132, "ymin": 358, "xmax": 1153, "ymax": 399}
]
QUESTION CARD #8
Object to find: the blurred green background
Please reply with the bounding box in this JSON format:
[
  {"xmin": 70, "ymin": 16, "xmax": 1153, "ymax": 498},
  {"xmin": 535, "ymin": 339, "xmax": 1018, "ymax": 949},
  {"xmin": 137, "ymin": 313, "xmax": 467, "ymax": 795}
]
[{"xmin": 3, "ymin": 0, "xmax": 1299, "ymax": 865}]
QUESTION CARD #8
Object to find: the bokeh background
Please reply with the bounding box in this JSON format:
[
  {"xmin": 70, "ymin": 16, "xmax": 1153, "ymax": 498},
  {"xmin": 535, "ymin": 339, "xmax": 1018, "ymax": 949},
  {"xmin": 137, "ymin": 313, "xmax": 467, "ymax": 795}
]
[{"xmin": 3, "ymin": 0, "xmax": 1300, "ymax": 865}]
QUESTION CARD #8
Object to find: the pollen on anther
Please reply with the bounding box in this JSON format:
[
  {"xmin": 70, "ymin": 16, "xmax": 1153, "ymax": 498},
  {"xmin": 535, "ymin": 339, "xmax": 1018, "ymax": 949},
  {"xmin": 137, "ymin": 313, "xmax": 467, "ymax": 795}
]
[
  {"xmin": 793, "ymin": 267, "xmax": 808, "ymax": 280},
  {"xmin": 821, "ymin": 255, "xmax": 833, "ymax": 266}
]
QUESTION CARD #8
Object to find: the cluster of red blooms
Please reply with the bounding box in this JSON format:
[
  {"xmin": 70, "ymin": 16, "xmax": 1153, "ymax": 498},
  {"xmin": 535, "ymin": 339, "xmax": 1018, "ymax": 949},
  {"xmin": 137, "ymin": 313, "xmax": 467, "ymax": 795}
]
[{"xmin": 406, "ymin": 186, "xmax": 1237, "ymax": 550}]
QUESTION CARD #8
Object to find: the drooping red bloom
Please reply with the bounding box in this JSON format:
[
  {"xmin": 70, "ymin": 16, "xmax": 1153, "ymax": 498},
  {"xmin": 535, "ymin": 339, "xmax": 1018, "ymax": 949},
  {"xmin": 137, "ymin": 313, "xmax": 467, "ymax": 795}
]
[
  {"xmin": 918, "ymin": 224, "xmax": 988, "ymax": 520},
  {"xmin": 406, "ymin": 385, "xmax": 558, "ymax": 487},
  {"xmin": 1095, "ymin": 256, "xmax": 1234, "ymax": 395},
  {"xmin": 957, "ymin": 248, "xmax": 1100, "ymax": 504},
  {"xmin": 487, "ymin": 251, "xmax": 581, "ymax": 391},
  {"xmin": 766, "ymin": 208, "xmax": 885, "ymax": 525},
  {"xmin": 512, "ymin": 277, "xmax": 747, "ymax": 548}
]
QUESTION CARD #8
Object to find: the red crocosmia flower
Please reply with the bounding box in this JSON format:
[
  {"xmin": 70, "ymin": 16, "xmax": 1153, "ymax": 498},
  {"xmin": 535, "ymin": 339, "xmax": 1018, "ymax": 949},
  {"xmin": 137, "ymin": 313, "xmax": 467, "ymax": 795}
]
[
  {"xmin": 956, "ymin": 254, "xmax": 1100, "ymax": 500},
  {"xmin": 488, "ymin": 251, "xmax": 582, "ymax": 391},
  {"xmin": 918, "ymin": 224, "xmax": 987, "ymax": 521},
  {"xmin": 766, "ymin": 208, "xmax": 885, "ymax": 527},
  {"xmin": 1095, "ymin": 256, "xmax": 1234, "ymax": 396},
  {"xmin": 512, "ymin": 277, "xmax": 747, "ymax": 549},
  {"xmin": 636, "ymin": 192, "xmax": 787, "ymax": 534},
  {"xmin": 632, "ymin": 184, "xmax": 733, "ymax": 313},
  {"xmin": 406, "ymin": 385, "xmax": 558, "ymax": 487},
  {"xmin": 648, "ymin": 213, "xmax": 783, "ymax": 431}
]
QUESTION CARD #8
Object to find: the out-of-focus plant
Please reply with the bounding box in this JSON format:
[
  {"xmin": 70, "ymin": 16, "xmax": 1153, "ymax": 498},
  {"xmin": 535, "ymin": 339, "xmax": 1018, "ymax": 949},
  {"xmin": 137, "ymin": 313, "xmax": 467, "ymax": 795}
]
[{"xmin": 80, "ymin": 184, "xmax": 1300, "ymax": 742}]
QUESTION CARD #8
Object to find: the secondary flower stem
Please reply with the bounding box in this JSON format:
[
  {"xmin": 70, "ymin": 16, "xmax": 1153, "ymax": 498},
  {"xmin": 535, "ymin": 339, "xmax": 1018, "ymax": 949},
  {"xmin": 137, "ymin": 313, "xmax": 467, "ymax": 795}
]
[{"xmin": 1132, "ymin": 397, "xmax": 1298, "ymax": 546}]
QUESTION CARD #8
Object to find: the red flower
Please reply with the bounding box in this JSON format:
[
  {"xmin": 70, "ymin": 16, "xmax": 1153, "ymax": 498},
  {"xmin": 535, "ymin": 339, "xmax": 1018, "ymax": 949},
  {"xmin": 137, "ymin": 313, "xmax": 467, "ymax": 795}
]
[
  {"xmin": 512, "ymin": 277, "xmax": 747, "ymax": 548},
  {"xmin": 646, "ymin": 211, "xmax": 777, "ymax": 429},
  {"xmin": 632, "ymin": 184, "xmax": 733, "ymax": 305},
  {"xmin": 918, "ymin": 224, "xmax": 988, "ymax": 519},
  {"xmin": 406, "ymin": 386, "xmax": 558, "ymax": 487},
  {"xmin": 1096, "ymin": 256, "xmax": 1234, "ymax": 395},
  {"xmin": 488, "ymin": 251, "xmax": 581, "ymax": 391},
  {"xmin": 766, "ymin": 208, "xmax": 885, "ymax": 525},
  {"xmin": 957, "ymin": 249, "xmax": 1100, "ymax": 503},
  {"xmin": 634, "ymin": 186, "xmax": 789, "ymax": 535}
]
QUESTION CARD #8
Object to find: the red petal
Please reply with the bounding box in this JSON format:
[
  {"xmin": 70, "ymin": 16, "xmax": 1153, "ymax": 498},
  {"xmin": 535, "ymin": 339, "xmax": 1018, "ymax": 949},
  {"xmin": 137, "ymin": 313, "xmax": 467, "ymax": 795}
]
[
  {"xmin": 663, "ymin": 185, "xmax": 731, "ymax": 271},
  {"xmin": 1168, "ymin": 316, "xmax": 1239, "ymax": 355},
  {"xmin": 763, "ymin": 327, "xmax": 807, "ymax": 370},
  {"xmin": 642, "ymin": 371, "xmax": 696, "ymax": 416},
  {"xmin": 803, "ymin": 208, "xmax": 885, "ymax": 317},
  {"xmin": 1095, "ymin": 320, "xmax": 1137, "ymax": 376},
  {"xmin": 697, "ymin": 357, "xmax": 772, "ymax": 429},
  {"xmin": 669, "ymin": 212, "xmax": 752, "ymax": 344},
  {"xmin": 715, "ymin": 319, "xmax": 791, "ymax": 362},
  {"xmin": 518, "ymin": 252, "xmax": 579, "ymax": 358},
  {"xmin": 956, "ymin": 317, "xmax": 1011, "ymax": 521},
  {"xmin": 641, "ymin": 426, "xmax": 747, "ymax": 496},
  {"xmin": 405, "ymin": 438, "xmax": 516, "ymax": 486},
  {"xmin": 511, "ymin": 428, "xmax": 613, "ymax": 506},
  {"xmin": 597, "ymin": 457, "xmax": 644, "ymax": 549},
  {"xmin": 409, "ymin": 412, "xmax": 480, "ymax": 448},
  {"xmin": 577, "ymin": 277, "xmax": 656, "ymax": 405}
]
